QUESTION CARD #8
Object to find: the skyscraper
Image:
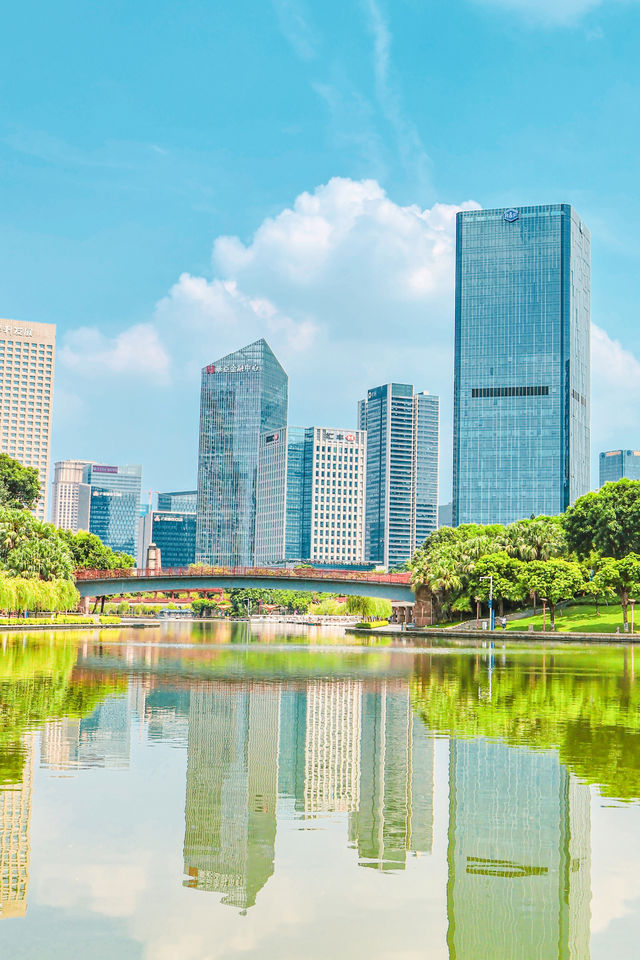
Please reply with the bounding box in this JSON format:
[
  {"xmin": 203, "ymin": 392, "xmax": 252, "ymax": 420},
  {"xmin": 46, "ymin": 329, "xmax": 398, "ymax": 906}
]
[
  {"xmin": 0, "ymin": 320, "xmax": 55, "ymax": 522},
  {"xmin": 87, "ymin": 463, "xmax": 142, "ymax": 557},
  {"xmin": 157, "ymin": 490, "xmax": 197, "ymax": 512},
  {"xmin": 138, "ymin": 510, "xmax": 196, "ymax": 567},
  {"xmin": 255, "ymin": 426, "xmax": 366, "ymax": 565},
  {"xmin": 453, "ymin": 204, "xmax": 590, "ymax": 526},
  {"xmin": 196, "ymin": 339, "xmax": 288, "ymax": 566},
  {"xmin": 599, "ymin": 450, "xmax": 640, "ymax": 486},
  {"xmin": 51, "ymin": 459, "xmax": 93, "ymax": 531},
  {"xmin": 358, "ymin": 384, "xmax": 439, "ymax": 567}
]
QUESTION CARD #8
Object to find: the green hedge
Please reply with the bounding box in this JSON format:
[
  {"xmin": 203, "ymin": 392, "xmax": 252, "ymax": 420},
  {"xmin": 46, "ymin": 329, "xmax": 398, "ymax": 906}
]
[
  {"xmin": 354, "ymin": 620, "xmax": 389, "ymax": 630},
  {"xmin": 0, "ymin": 615, "xmax": 122, "ymax": 626}
]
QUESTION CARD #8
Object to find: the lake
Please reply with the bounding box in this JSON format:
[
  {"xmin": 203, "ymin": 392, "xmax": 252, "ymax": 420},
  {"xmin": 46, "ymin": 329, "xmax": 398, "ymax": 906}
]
[{"xmin": 0, "ymin": 621, "xmax": 639, "ymax": 959}]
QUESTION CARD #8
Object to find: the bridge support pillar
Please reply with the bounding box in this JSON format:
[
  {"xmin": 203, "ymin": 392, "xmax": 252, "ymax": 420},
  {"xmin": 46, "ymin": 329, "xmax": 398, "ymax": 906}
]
[
  {"xmin": 78, "ymin": 596, "xmax": 90, "ymax": 614},
  {"xmin": 413, "ymin": 586, "xmax": 434, "ymax": 627}
]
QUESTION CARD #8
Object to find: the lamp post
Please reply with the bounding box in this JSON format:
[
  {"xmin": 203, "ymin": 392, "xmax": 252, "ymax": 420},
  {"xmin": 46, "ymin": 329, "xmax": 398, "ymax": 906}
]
[
  {"xmin": 480, "ymin": 575, "xmax": 494, "ymax": 631},
  {"xmin": 542, "ymin": 598, "xmax": 548, "ymax": 633}
]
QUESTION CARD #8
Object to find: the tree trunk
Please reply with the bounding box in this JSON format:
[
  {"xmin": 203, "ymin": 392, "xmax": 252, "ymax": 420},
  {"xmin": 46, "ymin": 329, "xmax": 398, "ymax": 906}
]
[
  {"xmin": 530, "ymin": 591, "xmax": 537, "ymax": 616},
  {"xmin": 549, "ymin": 602, "xmax": 556, "ymax": 630},
  {"xmin": 622, "ymin": 596, "xmax": 629, "ymax": 625},
  {"xmin": 499, "ymin": 597, "xmax": 504, "ymax": 617}
]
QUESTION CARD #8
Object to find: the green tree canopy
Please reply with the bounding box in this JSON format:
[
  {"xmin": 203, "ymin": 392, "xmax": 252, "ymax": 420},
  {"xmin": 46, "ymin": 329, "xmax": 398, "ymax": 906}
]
[
  {"xmin": 521, "ymin": 559, "xmax": 585, "ymax": 627},
  {"xmin": 592, "ymin": 554, "xmax": 640, "ymax": 626},
  {"xmin": 58, "ymin": 529, "xmax": 135, "ymax": 570},
  {"xmin": 564, "ymin": 479, "xmax": 640, "ymax": 559},
  {"xmin": 0, "ymin": 453, "xmax": 41, "ymax": 510}
]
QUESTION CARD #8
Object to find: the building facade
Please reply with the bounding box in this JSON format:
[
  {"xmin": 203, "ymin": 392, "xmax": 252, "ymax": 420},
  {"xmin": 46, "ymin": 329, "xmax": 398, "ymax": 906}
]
[
  {"xmin": 51, "ymin": 459, "xmax": 93, "ymax": 531},
  {"xmin": 0, "ymin": 320, "xmax": 55, "ymax": 522},
  {"xmin": 87, "ymin": 463, "xmax": 142, "ymax": 557},
  {"xmin": 358, "ymin": 384, "xmax": 439, "ymax": 568},
  {"xmin": 453, "ymin": 204, "xmax": 590, "ymax": 526},
  {"xmin": 599, "ymin": 450, "xmax": 640, "ymax": 486},
  {"xmin": 157, "ymin": 490, "xmax": 197, "ymax": 512},
  {"xmin": 138, "ymin": 510, "xmax": 197, "ymax": 567},
  {"xmin": 255, "ymin": 426, "xmax": 366, "ymax": 565},
  {"xmin": 196, "ymin": 339, "xmax": 288, "ymax": 566}
]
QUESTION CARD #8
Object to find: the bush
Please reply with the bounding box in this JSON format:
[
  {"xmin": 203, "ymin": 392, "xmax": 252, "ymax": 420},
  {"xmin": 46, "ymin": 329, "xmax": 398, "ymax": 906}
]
[
  {"xmin": 355, "ymin": 620, "xmax": 389, "ymax": 630},
  {"xmin": 0, "ymin": 614, "xmax": 122, "ymax": 625}
]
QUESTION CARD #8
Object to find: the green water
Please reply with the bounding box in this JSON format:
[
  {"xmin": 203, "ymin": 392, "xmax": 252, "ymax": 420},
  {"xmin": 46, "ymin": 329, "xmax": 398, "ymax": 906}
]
[{"xmin": 0, "ymin": 622, "xmax": 639, "ymax": 958}]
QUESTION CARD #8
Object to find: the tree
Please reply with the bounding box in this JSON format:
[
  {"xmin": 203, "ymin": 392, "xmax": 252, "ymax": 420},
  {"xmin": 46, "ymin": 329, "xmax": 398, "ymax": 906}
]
[
  {"xmin": 5, "ymin": 537, "xmax": 74, "ymax": 581},
  {"xmin": 58, "ymin": 530, "xmax": 135, "ymax": 570},
  {"xmin": 592, "ymin": 555, "xmax": 640, "ymax": 626},
  {"xmin": 498, "ymin": 516, "xmax": 567, "ymax": 561},
  {"xmin": 345, "ymin": 595, "xmax": 391, "ymax": 621},
  {"xmin": 521, "ymin": 559, "xmax": 585, "ymax": 629},
  {"xmin": 0, "ymin": 454, "xmax": 40, "ymax": 510},
  {"xmin": 466, "ymin": 552, "xmax": 526, "ymax": 617},
  {"xmin": 564, "ymin": 479, "xmax": 640, "ymax": 560}
]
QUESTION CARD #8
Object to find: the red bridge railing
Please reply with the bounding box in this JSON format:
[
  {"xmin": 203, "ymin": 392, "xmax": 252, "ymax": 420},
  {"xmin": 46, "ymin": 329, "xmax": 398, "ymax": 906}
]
[{"xmin": 75, "ymin": 566, "xmax": 411, "ymax": 586}]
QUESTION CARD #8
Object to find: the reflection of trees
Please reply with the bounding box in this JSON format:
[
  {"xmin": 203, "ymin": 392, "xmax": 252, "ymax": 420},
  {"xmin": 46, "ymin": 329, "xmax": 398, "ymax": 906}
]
[
  {"xmin": 0, "ymin": 636, "xmax": 126, "ymax": 784},
  {"xmin": 411, "ymin": 650, "xmax": 640, "ymax": 800}
]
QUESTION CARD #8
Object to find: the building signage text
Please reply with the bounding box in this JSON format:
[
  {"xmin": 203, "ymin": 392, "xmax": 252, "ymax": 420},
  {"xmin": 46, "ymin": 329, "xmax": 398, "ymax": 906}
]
[{"xmin": 206, "ymin": 363, "xmax": 260, "ymax": 374}]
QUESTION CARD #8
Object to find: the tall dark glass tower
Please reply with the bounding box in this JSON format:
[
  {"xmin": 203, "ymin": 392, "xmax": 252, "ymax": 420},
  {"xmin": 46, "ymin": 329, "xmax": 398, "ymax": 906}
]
[
  {"xmin": 195, "ymin": 339, "xmax": 288, "ymax": 566},
  {"xmin": 453, "ymin": 204, "xmax": 590, "ymax": 526}
]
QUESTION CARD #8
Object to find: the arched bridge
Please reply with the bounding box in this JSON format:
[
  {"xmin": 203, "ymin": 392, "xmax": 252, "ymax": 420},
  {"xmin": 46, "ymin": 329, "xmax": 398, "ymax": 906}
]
[{"xmin": 75, "ymin": 566, "xmax": 415, "ymax": 603}]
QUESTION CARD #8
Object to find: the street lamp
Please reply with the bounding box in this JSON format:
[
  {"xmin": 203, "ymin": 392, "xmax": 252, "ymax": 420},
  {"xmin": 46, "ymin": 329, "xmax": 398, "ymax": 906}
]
[{"xmin": 480, "ymin": 575, "xmax": 494, "ymax": 631}]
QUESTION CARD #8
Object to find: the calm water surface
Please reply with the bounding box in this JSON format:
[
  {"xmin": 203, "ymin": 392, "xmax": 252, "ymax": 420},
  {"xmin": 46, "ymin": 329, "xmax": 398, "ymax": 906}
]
[{"xmin": 1, "ymin": 621, "xmax": 640, "ymax": 959}]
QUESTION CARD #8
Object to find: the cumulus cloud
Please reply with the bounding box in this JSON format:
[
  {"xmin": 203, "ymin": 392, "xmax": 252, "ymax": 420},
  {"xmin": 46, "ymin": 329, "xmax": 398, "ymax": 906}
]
[
  {"xmin": 60, "ymin": 322, "xmax": 170, "ymax": 378},
  {"xmin": 471, "ymin": 0, "xmax": 635, "ymax": 24},
  {"xmin": 591, "ymin": 323, "xmax": 640, "ymax": 456}
]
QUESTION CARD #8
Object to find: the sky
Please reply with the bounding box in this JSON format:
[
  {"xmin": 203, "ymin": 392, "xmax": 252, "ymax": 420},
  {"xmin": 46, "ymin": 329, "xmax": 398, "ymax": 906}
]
[{"xmin": 2, "ymin": 0, "xmax": 640, "ymax": 503}]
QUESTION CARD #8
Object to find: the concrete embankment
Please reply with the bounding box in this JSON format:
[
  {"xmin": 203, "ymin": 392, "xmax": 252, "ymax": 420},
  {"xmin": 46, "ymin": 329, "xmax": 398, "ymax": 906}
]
[{"xmin": 345, "ymin": 626, "xmax": 640, "ymax": 644}]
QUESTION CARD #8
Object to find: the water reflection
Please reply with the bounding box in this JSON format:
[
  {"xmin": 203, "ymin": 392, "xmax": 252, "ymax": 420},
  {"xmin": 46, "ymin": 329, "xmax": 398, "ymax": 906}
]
[{"xmin": 1, "ymin": 628, "xmax": 640, "ymax": 957}]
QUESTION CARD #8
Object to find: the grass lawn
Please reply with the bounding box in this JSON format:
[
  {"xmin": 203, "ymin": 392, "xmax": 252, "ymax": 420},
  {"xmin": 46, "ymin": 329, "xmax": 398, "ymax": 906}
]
[{"xmin": 506, "ymin": 603, "xmax": 635, "ymax": 634}]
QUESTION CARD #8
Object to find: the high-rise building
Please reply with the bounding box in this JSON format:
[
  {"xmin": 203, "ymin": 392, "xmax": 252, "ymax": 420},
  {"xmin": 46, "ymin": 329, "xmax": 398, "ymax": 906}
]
[
  {"xmin": 196, "ymin": 339, "xmax": 288, "ymax": 566},
  {"xmin": 447, "ymin": 738, "xmax": 591, "ymax": 959},
  {"xmin": 51, "ymin": 459, "xmax": 93, "ymax": 531},
  {"xmin": 599, "ymin": 450, "xmax": 640, "ymax": 486},
  {"xmin": 157, "ymin": 490, "xmax": 197, "ymax": 512},
  {"xmin": 255, "ymin": 426, "xmax": 366, "ymax": 565},
  {"xmin": 86, "ymin": 463, "xmax": 142, "ymax": 557},
  {"xmin": 138, "ymin": 510, "xmax": 196, "ymax": 567},
  {"xmin": 0, "ymin": 320, "xmax": 55, "ymax": 522},
  {"xmin": 453, "ymin": 204, "xmax": 590, "ymax": 526},
  {"xmin": 358, "ymin": 384, "xmax": 439, "ymax": 567}
]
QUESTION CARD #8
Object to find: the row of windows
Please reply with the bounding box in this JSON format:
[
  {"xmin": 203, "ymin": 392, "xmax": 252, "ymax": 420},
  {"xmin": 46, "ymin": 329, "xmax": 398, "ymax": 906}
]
[{"xmin": 471, "ymin": 385, "xmax": 550, "ymax": 399}]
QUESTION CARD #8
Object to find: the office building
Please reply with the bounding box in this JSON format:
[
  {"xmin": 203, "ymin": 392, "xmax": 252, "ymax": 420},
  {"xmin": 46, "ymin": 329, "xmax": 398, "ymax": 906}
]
[
  {"xmin": 599, "ymin": 449, "xmax": 640, "ymax": 486},
  {"xmin": 157, "ymin": 490, "xmax": 197, "ymax": 512},
  {"xmin": 51, "ymin": 459, "xmax": 93, "ymax": 531},
  {"xmin": 196, "ymin": 339, "xmax": 288, "ymax": 566},
  {"xmin": 255, "ymin": 426, "xmax": 366, "ymax": 565},
  {"xmin": 358, "ymin": 384, "xmax": 439, "ymax": 567},
  {"xmin": 87, "ymin": 463, "xmax": 142, "ymax": 557},
  {"xmin": 447, "ymin": 738, "xmax": 591, "ymax": 959},
  {"xmin": 138, "ymin": 509, "xmax": 196, "ymax": 568},
  {"xmin": 0, "ymin": 320, "xmax": 55, "ymax": 522},
  {"xmin": 453, "ymin": 204, "xmax": 590, "ymax": 526}
]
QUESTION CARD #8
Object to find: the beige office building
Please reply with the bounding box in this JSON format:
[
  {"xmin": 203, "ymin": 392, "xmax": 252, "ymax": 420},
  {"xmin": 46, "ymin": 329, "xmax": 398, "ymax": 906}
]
[
  {"xmin": 0, "ymin": 320, "xmax": 55, "ymax": 522},
  {"xmin": 51, "ymin": 459, "xmax": 93, "ymax": 531}
]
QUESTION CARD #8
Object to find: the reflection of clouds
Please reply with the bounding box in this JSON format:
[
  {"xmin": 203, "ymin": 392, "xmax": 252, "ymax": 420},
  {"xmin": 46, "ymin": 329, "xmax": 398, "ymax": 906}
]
[
  {"xmin": 590, "ymin": 792, "xmax": 640, "ymax": 939},
  {"xmin": 37, "ymin": 861, "xmax": 147, "ymax": 918}
]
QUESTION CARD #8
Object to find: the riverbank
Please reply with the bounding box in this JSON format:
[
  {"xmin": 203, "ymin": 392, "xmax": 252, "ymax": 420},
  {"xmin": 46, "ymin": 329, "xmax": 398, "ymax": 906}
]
[
  {"xmin": 0, "ymin": 619, "xmax": 159, "ymax": 632},
  {"xmin": 345, "ymin": 625, "xmax": 640, "ymax": 644}
]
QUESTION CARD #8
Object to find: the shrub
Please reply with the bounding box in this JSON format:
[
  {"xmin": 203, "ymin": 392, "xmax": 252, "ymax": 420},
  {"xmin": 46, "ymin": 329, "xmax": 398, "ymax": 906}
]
[{"xmin": 355, "ymin": 620, "xmax": 389, "ymax": 630}]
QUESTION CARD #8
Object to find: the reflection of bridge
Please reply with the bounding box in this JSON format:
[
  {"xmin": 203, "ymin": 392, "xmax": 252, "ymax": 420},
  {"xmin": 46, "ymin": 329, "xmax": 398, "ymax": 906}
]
[{"xmin": 75, "ymin": 566, "xmax": 415, "ymax": 603}]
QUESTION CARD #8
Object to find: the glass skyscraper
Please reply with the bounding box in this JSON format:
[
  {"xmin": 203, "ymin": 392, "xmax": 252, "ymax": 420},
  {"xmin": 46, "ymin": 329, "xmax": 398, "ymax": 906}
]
[
  {"xmin": 87, "ymin": 463, "xmax": 142, "ymax": 557},
  {"xmin": 453, "ymin": 204, "xmax": 590, "ymax": 526},
  {"xmin": 195, "ymin": 339, "xmax": 288, "ymax": 566},
  {"xmin": 157, "ymin": 490, "xmax": 197, "ymax": 512},
  {"xmin": 358, "ymin": 384, "xmax": 439, "ymax": 568},
  {"xmin": 599, "ymin": 450, "xmax": 640, "ymax": 486}
]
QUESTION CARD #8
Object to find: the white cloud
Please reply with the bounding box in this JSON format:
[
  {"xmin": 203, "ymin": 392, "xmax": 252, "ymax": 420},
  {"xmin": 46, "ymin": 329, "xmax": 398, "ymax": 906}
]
[
  {"xmin": 60, "ymin": 322, "xmax": 170, "ymax": 378},
  {"xmin": 591, "ymin": 323, "xmax": 640, "ymax": 460},
  {"xmin": 471, "ymin": 0, "xmax": 635, "ymax": 24}
]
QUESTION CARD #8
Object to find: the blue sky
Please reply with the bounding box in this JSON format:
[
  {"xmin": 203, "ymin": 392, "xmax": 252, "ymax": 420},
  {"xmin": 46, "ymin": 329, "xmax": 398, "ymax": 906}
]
[{"xmin": 2, "ymin": 0, "xmax": 640, "ymax": 501}]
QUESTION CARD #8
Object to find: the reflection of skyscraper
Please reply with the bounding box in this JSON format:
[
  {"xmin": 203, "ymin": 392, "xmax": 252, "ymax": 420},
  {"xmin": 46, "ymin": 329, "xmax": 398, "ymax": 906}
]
[
  {"xmin": 40, "ymin": 695, "xmax": 131, "ymax": 773},
  {"xmin": 183, "ymin": 684, "xmax": 280, "ymax": 909},
  {"xmin": 0, "ymin": 736, "xmax": 34, "ymax": 918},
  {"xmin": 304, "ymin": 681, "xmax": 362, "ymax": 814},
  {"xmin": 447, "ymin": 739, "xmax": 591, "ymax": 959},
  {"xmin": 278, "ymin": 688, "xmax": 307, "ymax": 810},
  {"xmin": 349, "ymin": 686, "xmax": 434, "ymax": 870}
]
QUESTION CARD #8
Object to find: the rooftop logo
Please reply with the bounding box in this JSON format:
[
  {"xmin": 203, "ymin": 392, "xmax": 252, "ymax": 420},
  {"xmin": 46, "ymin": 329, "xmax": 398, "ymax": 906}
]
[{"xmin": 504, "ymin": 208, "xmax": 519, "ymax": 223}]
